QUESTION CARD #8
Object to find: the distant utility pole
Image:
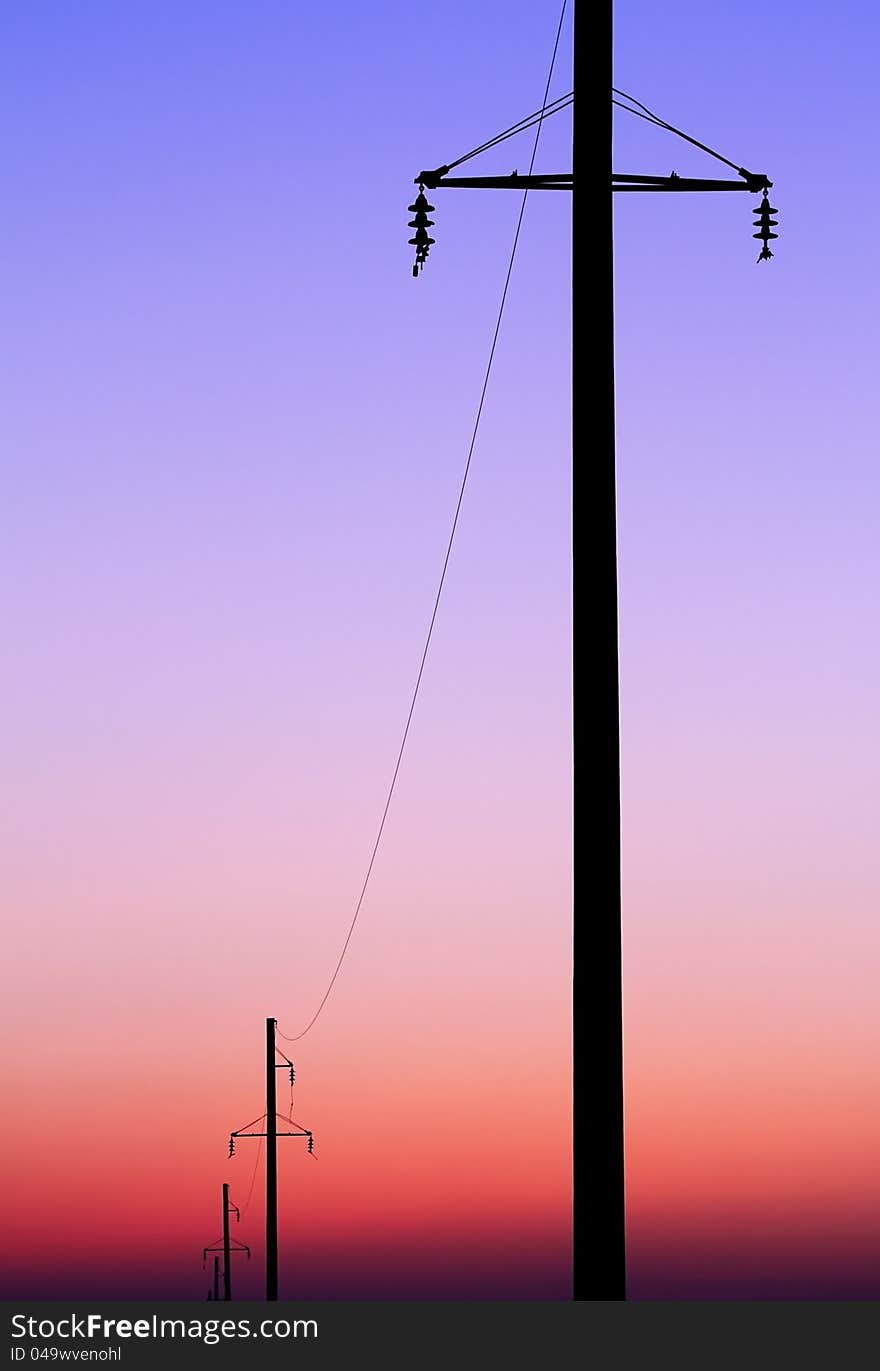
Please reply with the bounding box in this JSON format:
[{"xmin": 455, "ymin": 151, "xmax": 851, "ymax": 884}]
[
  {"xmin": 223, "ymin": 1182, "xmax": 234, "ymax": 1301},
  {"xmin": 228, "ymin": 1018, "xmax": 314, "ymax": 1301},
  {"xmin": 202, "ymin": 1183, "xmax": 250, "ymax": 1301},
  {"xmin": 408, "ymin": 2, "xmax": 772, "ymax": 1300}
]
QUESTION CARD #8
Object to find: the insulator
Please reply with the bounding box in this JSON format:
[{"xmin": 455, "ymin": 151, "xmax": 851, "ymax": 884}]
[
  {"xmin": 753, "ymin": 192, "xmax": 779, "ymax": 231},
  {"xmin": 408, "ymin": 186, "xmax": 437, "ymax": 276},
  {"xmin": 751, "ymin": 187, "xmax": 779, "ymax": 262},
  {"xmin": 308, "ymin": 1133, "xmax": 314, "ymax": 1153},
  {"xmin": 289, "ymin": 1066, "xmax": 295, "ymax": 1084},
  {"xmin": 228, "ymin": 1137, "xmax": 235, "ymax": 1157}
]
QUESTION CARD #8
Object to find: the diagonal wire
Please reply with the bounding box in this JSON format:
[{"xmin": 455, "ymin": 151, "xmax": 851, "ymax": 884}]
[
  {"xmin": 230, "ymin": 1111, "xmax": 266, "ymax": 1136},
  {"xmin": 238, "ymin": 1130, "xmax": 265, "ymax": 1218},
  {"xmin": 612, "ymin": 86, "xmax": 745, "ymax": 174},
  {"xmin": 446, "ymin": 90, "xmax": 573, "ymax": 170},
  {"xmin": 277, "ymin": 0, "xmax": 570, "ymax": 1043}
]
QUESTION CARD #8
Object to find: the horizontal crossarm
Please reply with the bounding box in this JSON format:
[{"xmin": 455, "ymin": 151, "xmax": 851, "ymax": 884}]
[{"xmin": 416, "ymin": 169, "xmax": 572, "ymax": 191}]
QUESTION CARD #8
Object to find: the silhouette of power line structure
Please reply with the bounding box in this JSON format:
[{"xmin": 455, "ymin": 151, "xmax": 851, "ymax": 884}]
[
  {"xmin": 273, "ymin": 16, "xmax": 776, "ymax": 1065},
  {"xmin": 404, "ymin": 2, "xmax": 774, "ymax": 1301},
  {"xmin": 202, "ymin": 1183, "xmax": 250, "ymax": 1301},
  {"xmin": 409, "ymin": 87, "xmax": 776, "ymax": 275},
  {"xmin": 227, "ymin": 1019, "xmax": 314, "ymax": 1301}
]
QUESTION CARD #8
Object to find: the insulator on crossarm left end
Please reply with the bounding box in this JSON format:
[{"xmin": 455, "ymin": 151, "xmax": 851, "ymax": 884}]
[{"xmin": 408, "ymin": 187, "xmax": 436, "ymax": 277}]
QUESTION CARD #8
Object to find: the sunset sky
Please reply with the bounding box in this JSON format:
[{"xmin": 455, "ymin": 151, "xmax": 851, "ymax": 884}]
[{"xmin": 3, "ymin": 0, "xmax": 879, "ymax": 1300}]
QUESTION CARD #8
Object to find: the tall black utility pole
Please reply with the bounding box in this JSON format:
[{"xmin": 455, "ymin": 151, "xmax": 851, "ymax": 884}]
[
  {"xmin": 228, "ymin": 1021, "xmax": 314, "ymax": 1302},
  {"xmin": 574, "ymin": 0, "xmax": 625, "ymax": 1301},
  {"xmin": 410, "ymin": 1, "xmax": 623, "ymax": 1296},
  {"xmin": 266, "ymin": 1016, "xmax": 277, "ymax": 1301},
  {"xmin": 409, "ymin": 0, "xmax": 771, "ymax": 1303}
]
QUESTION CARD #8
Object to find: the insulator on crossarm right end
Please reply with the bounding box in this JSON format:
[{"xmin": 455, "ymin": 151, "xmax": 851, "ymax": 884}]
[{"xmin": 752, "ymin": 187, "xmax": 779, "ymax": 262}]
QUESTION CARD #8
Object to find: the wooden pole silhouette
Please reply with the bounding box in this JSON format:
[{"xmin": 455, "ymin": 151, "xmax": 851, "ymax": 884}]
[
  {"xmin": 203, "ymin": 1184, "xmax": 249, "ymax": 1299},
  {"xmin": 222, "ymin": 1182, "xmax": 232, "ymax": 1302},
  {"xmin": 408, "ymin": 0, "xmax": 770, "ymax": 1298},
  {"xmin": 266, "ymin": 1016, "xmax": 278, "ymax": 1301},
  {"xmin": 227, "ymin": 1025, "xmax": 312, "ymax": 1303},
  {"xmin": 212, "ymin": 1256, "xmax": 220, "ymax": 1302},
  {"xmin": 573, "ymin": 2, "xmax": 626, "ymax": 1298}
]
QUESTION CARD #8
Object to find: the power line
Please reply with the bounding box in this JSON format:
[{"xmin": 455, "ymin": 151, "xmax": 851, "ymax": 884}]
[
  {"xmin": 446, "ymin": 90, "xmax": 573, "ymax": 171},
  {"xmin": 612, "ymin": 86, "xmax": 745, "ymax": 174},
  {"xmin": 277, "ymin": 0, "xmax": 570, "ymax": 1044},
  {"xmin": 238, "ymin": 1132, "xmax": 264, "ymax": 1217}
]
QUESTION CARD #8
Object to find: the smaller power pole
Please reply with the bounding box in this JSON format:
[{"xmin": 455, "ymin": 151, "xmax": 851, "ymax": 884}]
[
  {"xmin": 228, "ymin": 1019, "xmax": 314, "ymax": 1302},
  {"xmin": 222, "ymin": 1182, "xmax": 232, "ymax": 1302},
  {"xmin": 266, "ymin": 1016, "xmax": 277, "ymax": 1302},
  {"xmin": 207, "ymin": 1256, "xmax": 220, "ymax": 1301},
  {"xmin": 202, "ymin": 1184, "xmax": 250, "ymax": 1300}
]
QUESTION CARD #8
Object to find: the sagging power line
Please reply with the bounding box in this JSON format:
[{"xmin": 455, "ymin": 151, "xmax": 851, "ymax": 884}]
[{"xmin": 278, "ymin": 0, "xmax": 569, "ymax": 1056}]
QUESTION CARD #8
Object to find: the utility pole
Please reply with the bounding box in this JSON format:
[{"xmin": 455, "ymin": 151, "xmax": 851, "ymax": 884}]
[
  {"xmin": 407, "ymin": 0, "xmax": 772, "ymax": 1301},
  {"xmin": 222, "ymin": 1182, "xmax": 233, "ymax": 1302},
  {"xmin": 228, "ymin": 1019, "xmax": 314, "ymax": 1302},
  {"xmin": 578, "ymin": 0, "xmax": 625, "ymax": 1301},
  {"xmin": 202, "ymin": 1183, "xmax": 250, "ymax": 1301},
  {"xmin": 266, "ymin": 1016, "xmax": 277, "ymax": 1302},
  {"xmin": 208, "ymin": 1256, "xmax": 220, "ymax": 1301}
]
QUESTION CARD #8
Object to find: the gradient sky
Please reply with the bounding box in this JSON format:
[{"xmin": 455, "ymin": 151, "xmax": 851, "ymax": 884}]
[
  {"xmin": 1, "ymin": 0, "xmax": 573, "ymax": 1301},
  {"xmin": 2, "ymin": 0, "xmax": 878, "ymax": 1301},
  {"xmin": 615, "ymin": 0, "xmax": 880, "ymax": 1300}
]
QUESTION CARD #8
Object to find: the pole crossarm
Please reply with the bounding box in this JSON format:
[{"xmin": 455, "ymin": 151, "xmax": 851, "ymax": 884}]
[
  {"xmin": 232, "ymin": 1130, "xmax": 311, "ymax": 1139},
  {"xmin": 407, "ymin": 161, "xmax": 776, "ymax": 274},
  {"xmin": 203, "ymin": 1241, "xmax": 250, "ymax": 1258},
  {"xmin": 613, "ymin": 171, "xmax": 771, "ymax": 192},
  {"xmin": 417, "ymin": 169, "xmax": 572, "ymax": 190},
  {"xmin": 415, "ymin": 171, "xmax": 770, "ymax": 195}
]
